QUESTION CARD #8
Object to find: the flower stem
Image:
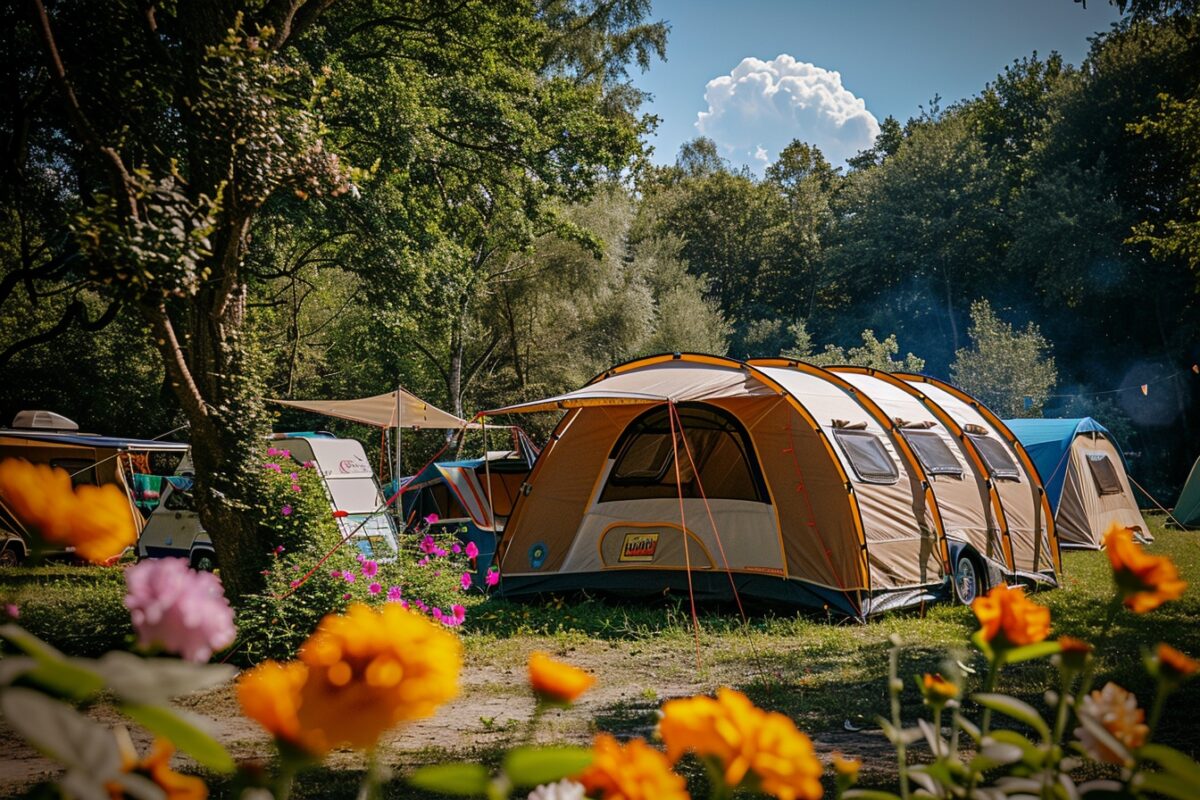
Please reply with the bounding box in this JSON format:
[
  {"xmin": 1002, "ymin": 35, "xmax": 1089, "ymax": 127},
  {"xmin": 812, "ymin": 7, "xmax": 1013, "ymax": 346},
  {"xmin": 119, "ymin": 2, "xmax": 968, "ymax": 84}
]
[{"xmin": 888, "ymin": 639, "xmax": 910, "ymax": 800}]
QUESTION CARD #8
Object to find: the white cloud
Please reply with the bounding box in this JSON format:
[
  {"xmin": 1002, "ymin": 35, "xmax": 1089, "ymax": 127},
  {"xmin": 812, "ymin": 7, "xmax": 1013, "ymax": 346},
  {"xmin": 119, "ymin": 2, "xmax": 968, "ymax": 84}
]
[{"xmin": 696, "ymin": 54, "xmax": 880, "ymax": 171}]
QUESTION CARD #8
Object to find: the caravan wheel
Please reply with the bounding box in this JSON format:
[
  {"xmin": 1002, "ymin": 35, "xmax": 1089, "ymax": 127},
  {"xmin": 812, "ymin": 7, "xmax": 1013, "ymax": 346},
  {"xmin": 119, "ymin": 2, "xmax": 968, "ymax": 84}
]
[
  {"xmin": 190, "ymin": 551, "xmax": 217, "ymax": 572},
  {"xmin": 953, "ymin": 554, "xmax": 984, "ymax": 605}
]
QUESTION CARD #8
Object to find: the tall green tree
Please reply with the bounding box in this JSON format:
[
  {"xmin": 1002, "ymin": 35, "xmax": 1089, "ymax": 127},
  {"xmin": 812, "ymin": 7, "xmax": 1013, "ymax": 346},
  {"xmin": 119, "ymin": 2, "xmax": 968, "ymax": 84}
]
[{"xmin": 950, "ymin": 300, "xmax": 1056, "ymax": 418}]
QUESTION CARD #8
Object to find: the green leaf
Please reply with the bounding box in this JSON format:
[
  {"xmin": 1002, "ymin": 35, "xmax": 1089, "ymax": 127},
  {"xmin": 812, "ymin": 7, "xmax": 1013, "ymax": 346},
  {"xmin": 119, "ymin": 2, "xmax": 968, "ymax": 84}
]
[
  {"xmin": 408, "ymin": 763, "xmax": 492, "ymax": 796},
  {"xmin": 1138, "ymin": 743, "xmax": 1200, "ymax": 784},
  {"xmin": 999, "ymin": 641, "xmax": 1061, "ymax": 665},
  {"xmin": 95, "ymin": 653, "xmax": 236, "ymax": 703},
  {"xmin": 0, "ymin": 624, "xmax": 65, "ymax": 661},
  {"xmin": 1, "ymin": 687, "xmax": 120, "ymax": 776},
  {"xmin": 1137, "ymin": 772, "xmax": 1200, "ymax": 800},
  {"xmin": 502, "ymin": 746, "xmax": 593, "ymax": 787},
  {"xmin": 0, "ymin": 625, "xmax": 103, "ymax": 701},
  {"xmin": 970, "ymin": 629, "xmax": 994, "ymax": 660},
  {"xmin": 843, "ymin": 790, "xmax": 903, "ymax": 800},
  {"xmin": 972, "ymin": 693, "xmax": 1051, "ymax": 740},
  {"xmin": 120, "ymin": 703, "xmax": 234, "ymax": 773}
]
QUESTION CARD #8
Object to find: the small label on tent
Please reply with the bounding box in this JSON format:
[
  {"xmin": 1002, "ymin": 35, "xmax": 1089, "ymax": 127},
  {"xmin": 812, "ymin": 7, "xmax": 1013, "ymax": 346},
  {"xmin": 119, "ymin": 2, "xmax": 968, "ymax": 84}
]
[{"xmin": 619, "ymin": 532, "xmax": 659, "ymax": 562}]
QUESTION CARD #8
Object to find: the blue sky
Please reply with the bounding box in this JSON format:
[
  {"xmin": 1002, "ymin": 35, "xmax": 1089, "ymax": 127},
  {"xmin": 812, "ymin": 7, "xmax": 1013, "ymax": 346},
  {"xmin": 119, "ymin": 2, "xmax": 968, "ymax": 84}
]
[{"xmin": 631, "ymin": 0, "xmax": 1122, "ymax": 171}]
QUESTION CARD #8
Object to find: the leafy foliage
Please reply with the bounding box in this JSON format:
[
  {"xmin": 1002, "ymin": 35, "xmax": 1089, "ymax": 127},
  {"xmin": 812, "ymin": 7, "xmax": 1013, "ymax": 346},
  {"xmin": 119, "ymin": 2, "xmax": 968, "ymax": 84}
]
[{"xmin": 951, "ymin": 300, "xmax": 1057, "ymax": 418}]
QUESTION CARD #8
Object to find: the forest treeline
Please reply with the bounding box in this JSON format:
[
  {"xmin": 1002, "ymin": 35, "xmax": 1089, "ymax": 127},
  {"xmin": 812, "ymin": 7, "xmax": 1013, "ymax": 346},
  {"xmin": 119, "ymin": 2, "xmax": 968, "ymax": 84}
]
[{"xmin": 1, "ymin": 1, "xmax": 1197, "ymax": 592}]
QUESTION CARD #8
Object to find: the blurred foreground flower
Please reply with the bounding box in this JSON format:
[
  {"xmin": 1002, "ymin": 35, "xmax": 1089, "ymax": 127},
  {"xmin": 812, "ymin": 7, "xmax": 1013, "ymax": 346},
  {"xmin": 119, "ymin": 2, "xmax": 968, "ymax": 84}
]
[
  {"xmin": 239, "ymin": 603, "xmax": 461, "ymax": 755},
  {"xmin": 921, "ymin": 673, "xmax": 959, "ymax": 705},
  {"xmin": 659, "ymin": 687, "xmax": 822, "ymax": 800},
  {"xmin": 0, "ymin": 458, "xmax": 136, "ymax": 563},
  {"xmin": 971, "ymin": 583, "xmax": 1050, "ymax": 650},
  {"xmin": 124, "ymin": 558, "xmax": 236, "ymax": 662},
  {"xmin": 1104, "ymin": 524, "xmax": 1187, "ymax": 613},
  {"xmin": 1154, "ymin": 642, "xmax": 1199, "ymax": 684},
  {"xmin": 113, "ymin": 734, "xmax": 207, "ymax": 800},
  {"xmin": 528, "ymin": 651, "xmax": 596, "ymax": 704},
  {"xmin": 575, "ymin": 734, "xmax": 688, "ymax": 800},
  {"xmin": 527, "ymin": 779, "xmax": 586, "ymax": 800},
  {"xmin": 1075, "ymin": 682, "xmax": 1148, "ymax": 765}
]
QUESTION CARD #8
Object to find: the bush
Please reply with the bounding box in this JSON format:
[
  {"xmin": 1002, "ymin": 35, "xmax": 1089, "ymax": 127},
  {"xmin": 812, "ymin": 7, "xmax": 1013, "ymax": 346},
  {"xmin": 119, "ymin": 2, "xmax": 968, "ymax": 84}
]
[{"xmin": 0, "ymin": 566, "xmax": 132, "ymax": 656}]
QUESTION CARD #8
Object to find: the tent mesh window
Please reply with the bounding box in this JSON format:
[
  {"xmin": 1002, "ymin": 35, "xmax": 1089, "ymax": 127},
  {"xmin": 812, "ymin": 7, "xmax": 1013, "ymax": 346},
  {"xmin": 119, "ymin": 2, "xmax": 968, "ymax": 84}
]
[
  {"xmin": 902, "ymin": 429, "xmax": 964, "ymax": 477},
  {"xmin": 832, "ymin": 428, "xmax": 899, "ymax": 484},
  {"xmin": 1086, "ymin": 453, "xmax": 1124, "ymax": 496},
  {"xmin": 601, "ymin": 404, "xmax": 767, "ymax": 503},
  {"xmin": 967, "ymin": 434, "xmax": 1021, "ymax": 480}
]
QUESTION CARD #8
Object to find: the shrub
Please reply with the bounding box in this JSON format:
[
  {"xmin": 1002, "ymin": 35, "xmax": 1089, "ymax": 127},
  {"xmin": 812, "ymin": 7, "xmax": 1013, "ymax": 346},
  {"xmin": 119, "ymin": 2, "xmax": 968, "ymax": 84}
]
[{"xmin": 0, "ymin": 566, "xmax": 131, "ymax": 656}]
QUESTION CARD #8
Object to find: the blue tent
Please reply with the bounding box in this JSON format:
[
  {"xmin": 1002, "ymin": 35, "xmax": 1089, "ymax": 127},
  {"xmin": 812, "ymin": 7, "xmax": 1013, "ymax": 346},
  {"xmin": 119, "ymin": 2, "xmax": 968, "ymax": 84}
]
[
  {"xmin": 1003, "ymin": 418, "xmax": 1113, "ymax": 513},
  {"xmin": 1003, "ymin": 417, "xmax": 1148, "ymax": 548}
]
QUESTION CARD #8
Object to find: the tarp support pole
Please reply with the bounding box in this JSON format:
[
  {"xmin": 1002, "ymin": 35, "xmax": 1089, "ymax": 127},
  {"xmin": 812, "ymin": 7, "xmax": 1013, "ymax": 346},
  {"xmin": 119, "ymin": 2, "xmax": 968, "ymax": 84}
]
[
  {"xmin": 483, "ymin": 418, "xmax": 495, "ymax": 532},
  {"xmin": 395, "ymin": 386, "xmax": 403, "ymax": 522}
]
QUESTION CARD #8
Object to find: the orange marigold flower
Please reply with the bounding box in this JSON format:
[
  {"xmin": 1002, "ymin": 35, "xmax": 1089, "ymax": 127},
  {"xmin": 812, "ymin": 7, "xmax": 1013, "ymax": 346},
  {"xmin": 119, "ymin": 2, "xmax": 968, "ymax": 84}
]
[
  {"xmin": 110, "ymin": 735, "xmax": 207, "ymax": 800},
  {"xmin": 921, "ymin": 673, "xmax": 959, "ymax": 703},
  {"xmin": 575, "ymin": 734, "xmax": 688, "ymax": 800},
  {"xmin": 1056, "ymin": 636, "xmax": 1093, "ymax": 671},
  {"xmin": 971, "ymin": 584, "xmax": 1051, "ymax": 649},
  {"xmin": 239, "ymin": 603, "xmax": 461, "ymax": 754},
  {"xmin": 1104, "ymin": 524, "xmax": 1187, "ymax": 613},
  {"xmin": 1074, "ymin": 682, "xmax": 1148, "ymax": 765},
  {"xmin": 1156, "ymin": 643, "xmax": 1199, "ymax": 682},
  {"xmin": 832, "ymin": 752, "xmax": 861, "ymax": 782},
  {"xmin": 658, "ymin": 687, "xmax": 822, "ymax": 800},
  {"xmin": 237, "ymin": 660, "xmax": 316, "ymax": 755},
  {"xmin": 0, "ymin": 459, "xmax": 135, "ymax": 563},
  {"xmin": 528, "ymin": 651, "xmax": 596, "ymax": 704}
]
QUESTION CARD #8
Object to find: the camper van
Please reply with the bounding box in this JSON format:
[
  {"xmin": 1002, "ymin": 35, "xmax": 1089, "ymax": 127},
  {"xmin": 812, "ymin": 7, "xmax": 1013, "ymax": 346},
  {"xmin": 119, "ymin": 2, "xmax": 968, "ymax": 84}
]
[
  {"xmin": 0, "ymin": 411, "xmax": 189, "ymax": 565},
  {"xmin": 138, "ymin": 432, "xmax": 400, "ymax": 567}
]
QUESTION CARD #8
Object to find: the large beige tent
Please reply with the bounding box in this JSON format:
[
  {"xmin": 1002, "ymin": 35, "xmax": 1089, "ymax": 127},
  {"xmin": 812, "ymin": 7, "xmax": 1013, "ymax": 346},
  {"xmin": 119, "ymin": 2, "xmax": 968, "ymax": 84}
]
[{"xmin": 484, "ymin": 354, "xmax": 1059, "ymax": 618}]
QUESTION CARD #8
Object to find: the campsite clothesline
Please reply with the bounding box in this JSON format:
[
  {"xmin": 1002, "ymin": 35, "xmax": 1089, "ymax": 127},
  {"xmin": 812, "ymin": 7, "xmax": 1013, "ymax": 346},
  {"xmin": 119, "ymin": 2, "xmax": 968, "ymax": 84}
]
[{"xmin": 1039, "ymin": 365, "xmax": 1197, "ymax": 400}]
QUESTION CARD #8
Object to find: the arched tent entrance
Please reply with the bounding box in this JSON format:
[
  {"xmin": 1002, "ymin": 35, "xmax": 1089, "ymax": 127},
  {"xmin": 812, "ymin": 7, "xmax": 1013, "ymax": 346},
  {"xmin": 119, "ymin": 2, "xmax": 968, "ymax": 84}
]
[
  {"xmin": 894, "ymin": 374, "xmax": 1060, "ymax": 583},
  {"xmin": 483, "ymin": 354, "xmax": 1024, "ymax": 618},
  {"xmin": 1004, "ymin": 418, "xmax": 1149, "ymax": 549}
]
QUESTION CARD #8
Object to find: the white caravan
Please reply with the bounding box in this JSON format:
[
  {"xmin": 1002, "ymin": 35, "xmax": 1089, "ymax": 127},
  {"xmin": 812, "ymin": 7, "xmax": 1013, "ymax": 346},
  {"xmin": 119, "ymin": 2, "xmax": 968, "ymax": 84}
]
[{"xmin": 137, "ymin": 433, "xmax": 399, "ymax": 568}]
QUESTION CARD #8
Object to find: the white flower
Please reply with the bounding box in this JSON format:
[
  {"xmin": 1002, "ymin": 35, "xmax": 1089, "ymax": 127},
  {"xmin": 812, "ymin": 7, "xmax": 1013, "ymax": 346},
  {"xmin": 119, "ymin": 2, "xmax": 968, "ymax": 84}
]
[
  {"xmin": 527, "ymin": 779, "xmax": 586, "ymax": 800},
  {"xmin": 1074, "ymin": 682, "xmax": 1148, "ymax": 764}
]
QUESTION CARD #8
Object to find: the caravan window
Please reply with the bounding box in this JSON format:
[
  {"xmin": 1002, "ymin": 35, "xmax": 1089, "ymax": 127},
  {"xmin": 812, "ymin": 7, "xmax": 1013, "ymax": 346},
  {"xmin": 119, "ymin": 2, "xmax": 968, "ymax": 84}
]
[
  {"xmin": 600, "ymin": 404, "xmax": 766, "ymax": 503},
  {"xmin": 50, "ymin": 459, "xmax": 96, "ymax": 487},
  {"xmin": 968, "ymin": 434, "xmax": 1021, "ymax": 480},
  {"xmin": 902, "ymin": 430, "xmax": 963, "ymax": 477},
  {"xmin": 1086, "ymin": 454, "xmax": 1124, "ymax": 496},
  {"xmin": 832, "ymin": 429, "xmax": 899, "ymax": 484}
]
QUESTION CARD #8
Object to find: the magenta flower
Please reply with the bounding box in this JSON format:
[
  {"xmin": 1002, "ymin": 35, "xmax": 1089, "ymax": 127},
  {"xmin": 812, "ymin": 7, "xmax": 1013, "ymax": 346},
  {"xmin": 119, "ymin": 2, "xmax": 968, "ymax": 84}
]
[
  {"xmin": 432, "ymin": 607, "xmax": 443, "ymax": 621},
  {"xmin": 343, "ymin": 593, "xmax": 352, "ymax": 600},
  {"xmin": 387, "ymin": 585, "xmax": 403, "ymax": 602},
  {"xmin": 419, "ymin": 535, "xmax": 437, "ymax": 555},
  {"xmin": 433, "ymin": 570, "xmax": 441, "ymax": 577},
  {"xmin": 274, "ymin": 545, "xmax": 285, "ymax": 555},
  {"xmin": 434, "ymin": 547, "xmax": 448, "ymax": 558},
  {"xmin": 263, "ymin": 463, "xmax": 282, "ymax": 472},
  {"xmin": 289, "ymin": 580, "xmax": 300, "ymax": 588},
  {"xmin": 124, "ymin": 558, "xmax": 236, "ymax": 663},
  {"xmin": 330, "ymin": 570, "xmax": 342, "ymax": 579},
  {"xmin": 291, "ymin": 484, "xmax": 301, "ymax": 492},
  {"xmin": 485, "ymin": 569, "xmax": 500, "ymax": 587},
  {"xmin": 289, "ymin": 472, "xmax": 299, "ymax": 481},
  {"xmin": 400, "ymin": 600, "xmax": 410, "ymax": 609},
  {"xmin": 278, "ymin": 449, "xmax": 291, "ymax": 459},
  {"xmin": 267, "ymin": 447, "xmax": 280, "ymax": 457},
  {"xmin": 451, "ymin": 543, "xmax": 462, "ymax": 555},
  {"xmin": 303, "ymin": 460, "xmax": 315, "ymax": 468},
  {"xmin": 418, "ymin": 557, "xmax": 430, "ymax": 567},
  {"xmin": 280, "ymin": 505, "xmax": 293, "ymax": 517},
  {"xmin": 423, "ymin": 513, "xmax": 440, "ymax": 525},
  {"xmin": 4, "ymin": 603, "xmax": 18, "ymax": 619},
  {"xmin": 368, "ymin": 582, "xmax": 382, "ymax": 595},
  {"xmin": 465, "ymin": 541, "xmax": 480, "ymax": 560},
  {"xmin": 361, "ymin": 560, "xmax": 379, "ymax": 578},
  {"xmin": 343, "ymin": 572, "xmax": 356, "ymax": 584},
  {"xmin": 460, "ymin": 572, "xmax": 472, "ymax": 591}
]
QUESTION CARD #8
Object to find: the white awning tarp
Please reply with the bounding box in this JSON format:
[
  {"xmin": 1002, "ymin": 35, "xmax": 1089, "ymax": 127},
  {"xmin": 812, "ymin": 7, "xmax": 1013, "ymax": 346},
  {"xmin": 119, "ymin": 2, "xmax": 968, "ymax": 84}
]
[
  {"xmin": 483, "ymin": 361, "xmax": 776, "ymax": 415},
  {"xmin": 270, "ymin": 390, "xmax": 472, "ymax": 430}
]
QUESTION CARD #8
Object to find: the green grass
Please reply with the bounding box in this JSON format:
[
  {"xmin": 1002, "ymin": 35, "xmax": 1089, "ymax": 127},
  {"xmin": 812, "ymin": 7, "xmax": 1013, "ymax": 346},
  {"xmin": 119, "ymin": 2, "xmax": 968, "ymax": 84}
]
[{"xmin": 3, "ymin": 514, "xmax": 1199, "ymax": 797}]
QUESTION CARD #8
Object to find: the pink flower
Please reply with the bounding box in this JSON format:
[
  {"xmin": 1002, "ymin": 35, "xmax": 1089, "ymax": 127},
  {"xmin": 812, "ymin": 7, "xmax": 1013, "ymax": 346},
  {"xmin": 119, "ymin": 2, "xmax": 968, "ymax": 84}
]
[
  {"xmin": 419, "ymin": 535, "xmax": 437, "ymax": 555},
  {"xmin": 343, "ymin": 572, "xmax": 356, "ymax": 584},
  {"xmin": 289, "ymin": 580, "xmax": 300, "ymax": 588},
  {"xmin": 442, "ymin": 605, "xmax": 467, "ymax": 627},
  {"xmin": 369, "ymin": 582, "xmax": 382, "ymax": 595},
  {"xmin": 343, "ymin": 593, "xmax": 352, "ymax": 600},
  {"xmin": 280, "ymin": 505, "xmax": 293, "ymax": 517},
  {"xmin": 433, "ymin": 571, "xmax": 441, "ymax": 577},
  {"xmin": 465, "ymin": 541, "xmax": 480, "ymax": 560},
  {"xmin": 303, "ymin": 460, "xmax": 315, "ymax": 468},
  {"xmin": 451, "ymin": 544, "xmax": 462, "ymax": 554},
  {"xmin": 400, "ymin": 600, "xmax": 410, "ymax": 609},
  {"xmin": 418, "ymin": 557, "xmax": 430, "ymax": 567},
  {"xmin": 124, "ymin": 558, "xmax": 236, "ymax": 663},
  {"xmin": 387, "ymin": 585, "xmax": 403, "ymax": 602},
  {"xmin": 274, "ymin": 545, "xmax": 285, "ymax": 555},
  {"xmin": 330, "ymin": 570, "xmax": 342, "ymax": 579},
  {"xmin": 291, "ymin": 484, "xmax": 302, "ymax": 492},
  {"xmin": 289, "ymin": 472, "xmax": 299, "ymax": 481},
  {"xmin": 460, "ymin": 572, "xmax": 472, "ymax": 591},
  {"xmin": 361, "ymin": 560, "xmax": 378, "ymax": 578},
  {"xmin": 278, "ymin": 450, "xmax": 290, "ymax": 459},
  {"xmin": 263, "ymin": 463, "xmax": 282, "ymax": 472},
  {"xmin": 4, "ymin": 603, "xmax": 18, "ymax": 619},
  {"xmin": 423, "ymin": 513, "xmax": 440, "ymax": 525},
  {"xmin": 485, "ymin": 569, "xmax": 500, "ymax": 587},
  {"xmin": 432, "ymin": 607, "xmax": 444, "ymax": 621},
  {"xmin": 434, "ymin": 547, "xmax": 448, "ymax": 558},
  {"xmin": 267, "ymin": 447, "xmax": 280, "ymax": 457}
]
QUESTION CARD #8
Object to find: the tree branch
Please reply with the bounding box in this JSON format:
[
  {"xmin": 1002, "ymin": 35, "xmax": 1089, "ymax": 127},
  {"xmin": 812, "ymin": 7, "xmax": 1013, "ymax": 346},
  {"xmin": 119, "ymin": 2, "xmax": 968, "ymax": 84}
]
[
  {"xmin": 0, "ymin": 297, "xmax": 120, "ymax": 368},
  {"xmin": 139, "ymin": 301, "xmax": 208, "ymax": 422}
]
